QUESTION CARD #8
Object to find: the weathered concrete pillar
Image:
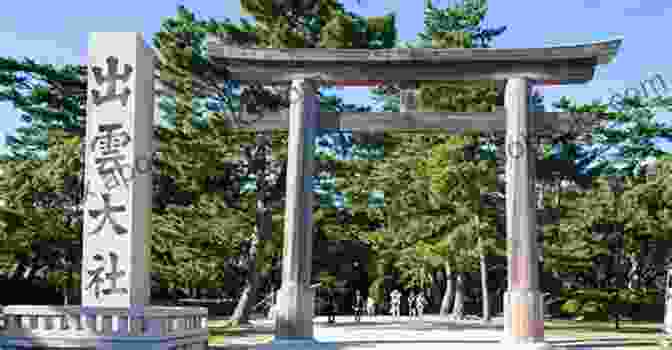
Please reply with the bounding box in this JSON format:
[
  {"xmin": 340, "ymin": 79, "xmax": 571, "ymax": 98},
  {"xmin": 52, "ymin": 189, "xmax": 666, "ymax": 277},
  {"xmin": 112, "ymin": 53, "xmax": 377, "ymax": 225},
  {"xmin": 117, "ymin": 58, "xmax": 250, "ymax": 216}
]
[
  {"xmin": 502, "ymin": 77, "xmax": 551, "ymax": 349},
  {"xmin": 665, "ymin": 268, "xmax": 672, "ymax": 333},
  {"xmin": 83, "ymin": 32, "xmax": 154, "ymax": 309},
  {"xmin": 399, "ymin": 81, "xmax": 417, "ymax": 113},
  {"xmin": 275, "ymin": 78, "xmax": 320, "ymax": 340}
]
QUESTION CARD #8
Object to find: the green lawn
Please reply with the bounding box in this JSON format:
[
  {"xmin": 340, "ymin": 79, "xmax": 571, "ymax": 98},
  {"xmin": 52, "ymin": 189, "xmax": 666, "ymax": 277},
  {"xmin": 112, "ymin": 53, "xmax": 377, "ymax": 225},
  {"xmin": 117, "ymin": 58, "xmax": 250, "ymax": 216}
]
[
  {"xmin": 207, "ymin": 319, "xmax": 274, "ymax": 345},
  {"xmin": 544, "ymin": 319, "xmax": 666, "ymax": 349}
]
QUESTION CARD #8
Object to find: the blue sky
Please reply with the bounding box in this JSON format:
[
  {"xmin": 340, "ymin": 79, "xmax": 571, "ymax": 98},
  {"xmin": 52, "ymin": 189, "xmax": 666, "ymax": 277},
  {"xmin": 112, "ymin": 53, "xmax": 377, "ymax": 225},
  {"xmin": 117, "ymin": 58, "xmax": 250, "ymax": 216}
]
[{"xmin": 1, "ymin": 0, "xmax": 672, "ymax": 154}]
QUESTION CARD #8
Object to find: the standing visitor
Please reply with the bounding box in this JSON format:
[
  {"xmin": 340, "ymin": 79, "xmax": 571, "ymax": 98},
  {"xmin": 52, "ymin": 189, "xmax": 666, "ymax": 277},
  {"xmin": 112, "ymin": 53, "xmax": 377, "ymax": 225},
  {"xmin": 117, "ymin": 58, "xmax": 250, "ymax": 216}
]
[
  {"xmin": 407, "ymin": 291, "xmax": 416, "ymax": 319},
  {"xmin": 327, "ymin": 289, "xmax": 337, "ymax": 324},
  {"xmin": 415, "ymin": 292, "xmax": 427, "ymax": 320},
  {"xmin": 366, "ymin": 296, "xmax": 376, "ymax": 317},
  {"xmin": 353, "ymin": 290, "xmax": 364, "ymax": 322},
  {"xmin": 267, "ymin": 289, "xmax": 278, "ymax": 321},
  {"xmin": 390, "ymin": 289, "xmax": 402, "ymax": 319}
]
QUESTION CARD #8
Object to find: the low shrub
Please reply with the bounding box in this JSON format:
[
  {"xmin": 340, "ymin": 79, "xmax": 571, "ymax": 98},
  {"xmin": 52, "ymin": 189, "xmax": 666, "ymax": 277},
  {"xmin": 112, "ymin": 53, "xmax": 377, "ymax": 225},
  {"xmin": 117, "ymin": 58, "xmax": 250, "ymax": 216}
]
[{"xmin": 559, "ymin": 288, "xmax": 659, "ymax": 325}]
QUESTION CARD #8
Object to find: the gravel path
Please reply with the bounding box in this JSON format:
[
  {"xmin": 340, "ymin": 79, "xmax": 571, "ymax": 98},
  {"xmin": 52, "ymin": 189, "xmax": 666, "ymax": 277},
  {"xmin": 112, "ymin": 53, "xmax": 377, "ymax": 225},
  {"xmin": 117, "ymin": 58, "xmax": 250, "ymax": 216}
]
[{"xmin": 209, "ymin": 315, "xmax": 661, "ymax": 349}]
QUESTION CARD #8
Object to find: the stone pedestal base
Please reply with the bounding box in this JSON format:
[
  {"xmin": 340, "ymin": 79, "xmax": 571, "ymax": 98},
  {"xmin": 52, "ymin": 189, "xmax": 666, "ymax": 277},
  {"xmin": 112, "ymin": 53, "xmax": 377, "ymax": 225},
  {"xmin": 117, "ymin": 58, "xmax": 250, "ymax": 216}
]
[
  {"xmin": 275, "ymin": 283, "xmax": 315, "ymax": 338},
  {"xmin": 499, "ymin": 341, "xmax": 554, "ymax": 350},
  {"xmin": 0, "ymin": 305, "xmax": 208, "ymax": 350},
  {"xmin": 257, "ymin": 337, "xmax": 338, "ymax": 350},
  {"xmin": 502, "ymin": 289, "xmax": 546, "ymax": 344}
]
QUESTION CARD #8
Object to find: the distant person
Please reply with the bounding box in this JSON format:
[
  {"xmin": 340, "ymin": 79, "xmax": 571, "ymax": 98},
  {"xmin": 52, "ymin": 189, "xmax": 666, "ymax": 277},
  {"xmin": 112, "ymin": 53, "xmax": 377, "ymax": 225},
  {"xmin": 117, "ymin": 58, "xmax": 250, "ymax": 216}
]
[
  {"xmin": 415, "ymin": 293, "xmax": 427, "ymax": 320},
  {"xmin": 327, "ymin": 289, "xmax": 337, "ymax": 324},
  {"xmin": 353, "ymin": 290, "xmax": 364, "ymax": 322},
  {"xmin": 407, "ymin": 291, "xmax": 416, "ymax": 319},
  {"xmin": 390, "ymin": 289, "xmax": 402, "ymax": 319},
  {"xmin": 267, "ymin": 290, "xmax": 278, "ymax": 321},
  {"xmin": 366, "ymin": 296, "xmax": 376, "ymax": 317}
]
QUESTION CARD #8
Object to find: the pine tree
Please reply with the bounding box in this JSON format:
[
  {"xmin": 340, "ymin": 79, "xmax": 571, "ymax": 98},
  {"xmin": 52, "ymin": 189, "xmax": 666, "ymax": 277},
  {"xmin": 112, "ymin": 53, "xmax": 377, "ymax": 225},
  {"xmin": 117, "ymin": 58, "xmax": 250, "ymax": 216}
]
[
  {"xmin": 0, "ymin": 57, "xmax": 85, "ymax": 159},
  {"xmin": 419, "ymin": 133, "xmax": 500, "ymax": 320},
  {"xmin": 369, "ymin": 0, "xmax": 507, "ymax": 113},
  {"xmin": 153, "ymin": 2, "xmax": 390, "ymax": 324},
  {"xmin": 552, "ymin": 94, "xmax": 672, "ymax": 177}
]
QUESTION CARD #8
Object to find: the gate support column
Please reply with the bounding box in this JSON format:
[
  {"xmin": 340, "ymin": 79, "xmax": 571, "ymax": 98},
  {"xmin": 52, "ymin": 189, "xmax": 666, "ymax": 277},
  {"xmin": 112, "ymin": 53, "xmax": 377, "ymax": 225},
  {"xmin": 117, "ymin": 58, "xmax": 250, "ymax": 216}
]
[
  {"xmin": 274, "ymin": 78, "xmax": 320, "ymax": 341},
  {"xmin": 502, "ymin": 77, "xmax": 551, "ymax": 349}
]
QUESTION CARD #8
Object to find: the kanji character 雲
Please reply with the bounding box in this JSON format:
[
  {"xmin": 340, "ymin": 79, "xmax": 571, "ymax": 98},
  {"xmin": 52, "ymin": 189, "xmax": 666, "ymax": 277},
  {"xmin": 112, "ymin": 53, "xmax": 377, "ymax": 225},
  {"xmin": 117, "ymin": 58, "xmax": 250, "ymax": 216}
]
[{"xmin": 90, "ymin": 123, "xmax": 132, "ymax": 190}]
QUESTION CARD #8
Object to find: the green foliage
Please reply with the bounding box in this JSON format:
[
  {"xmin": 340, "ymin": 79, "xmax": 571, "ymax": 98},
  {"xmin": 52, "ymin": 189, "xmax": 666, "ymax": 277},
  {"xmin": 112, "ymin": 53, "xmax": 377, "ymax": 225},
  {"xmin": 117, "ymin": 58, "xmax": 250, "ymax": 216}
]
[
  {"xmin": 318, "ymin": 271, "xmax": 337, "ymax": 290},
  {"xmin": 418, "ymin": 30, "xmax": 498, "ymax": 112},
  {"xmin": 431, "ymin": 30, "xmax": 473, "ymax": 48},
  {"xmin": 418, "ymin": 0, "xmax": 506, "ymax": 48},
  {"xmin": 559, "ymin": 288, "xmax": 659, "ymax": 323},
  {"xmin": 552, "ymin": 94, "xmax": 672, "ymax": 177},
  {"xmin": 0, "ymin": 57, "xmax": 85, "ymax": 160},
  {"xmin": 418, "ymin": 79, "xmax": 498, "ymax": 112},
  {"xmin": 365, "ymin": 14, "xmax": 397, "ymax": 49},
  {"xmin": 153, "ymin": 5, "xmax": 238, "ymax": 130},
  {"xmin": 369, "ymin": 0, "xmax": 505, "ymax": 113},
  {"xmin": 0, "ymin": 131, "xmax": 82, "ymax": 291},
  {"xmin": 320, "ymin": 14, "xmax": 356, "ymax": 48}
]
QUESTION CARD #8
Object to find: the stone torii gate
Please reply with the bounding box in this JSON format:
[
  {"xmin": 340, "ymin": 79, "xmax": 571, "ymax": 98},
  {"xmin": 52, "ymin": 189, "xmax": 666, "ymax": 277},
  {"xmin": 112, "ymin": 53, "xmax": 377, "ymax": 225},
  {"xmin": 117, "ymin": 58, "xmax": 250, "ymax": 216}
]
[
  {"xmin": 207, "ymin": 37, "xmax": 622, "ymax": 349},
  {"xmin": 0, "ymin": 32, "xmax": 620, "ymax": 350}
]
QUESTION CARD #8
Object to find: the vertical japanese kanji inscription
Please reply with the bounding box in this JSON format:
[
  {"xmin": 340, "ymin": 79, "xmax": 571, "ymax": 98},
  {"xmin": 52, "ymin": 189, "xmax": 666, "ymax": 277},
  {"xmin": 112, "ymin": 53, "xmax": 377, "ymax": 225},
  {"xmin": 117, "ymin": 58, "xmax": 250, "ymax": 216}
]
[{"xmin": 83, "ymin": 32, "xmax": 154, "ymax": 308}]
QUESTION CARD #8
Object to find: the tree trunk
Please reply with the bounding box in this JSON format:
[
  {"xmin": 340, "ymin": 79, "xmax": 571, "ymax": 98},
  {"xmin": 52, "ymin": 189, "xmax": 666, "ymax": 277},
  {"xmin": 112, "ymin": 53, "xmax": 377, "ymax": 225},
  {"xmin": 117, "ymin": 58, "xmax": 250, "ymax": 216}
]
[
  {"xmin": 230, "ymin": 232, "xmax": 262, "ymax": 324},
  {"xmin": 431, "ymin": 270, "xmax": 442, "ymax": 310},
  {"xmin": 480, "ymin": 251, "xmax": 491, "ymax": 322},
  {"xmin": 66, "ymin": 248, "xmax": 73, "ymax": 305},
  {"xmin": 627, "ymin": 254, "xmax": 639, "ymax": 289},
  {"xmin": 229, "ymin": 204, "xmax": 269, "ymax": 324},
  {"xmin": 451, "ymin": 272, "xmax": 465, "ymax": 320},
  {"xmin": 440, "ymin": 261, "xmax": 455, "ymax": 316}
]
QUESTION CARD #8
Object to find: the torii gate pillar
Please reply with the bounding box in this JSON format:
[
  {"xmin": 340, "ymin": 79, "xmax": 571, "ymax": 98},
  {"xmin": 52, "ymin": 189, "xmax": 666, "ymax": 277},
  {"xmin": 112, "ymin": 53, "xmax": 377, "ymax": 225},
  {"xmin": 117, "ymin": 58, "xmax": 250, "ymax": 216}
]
[
  {"xmin": 274, "ymin": 78, "xmax": 320, "ymax": 341},
  {"xmin": 502, "ymin": 77, "xmax": 550, "ymax": 349}
]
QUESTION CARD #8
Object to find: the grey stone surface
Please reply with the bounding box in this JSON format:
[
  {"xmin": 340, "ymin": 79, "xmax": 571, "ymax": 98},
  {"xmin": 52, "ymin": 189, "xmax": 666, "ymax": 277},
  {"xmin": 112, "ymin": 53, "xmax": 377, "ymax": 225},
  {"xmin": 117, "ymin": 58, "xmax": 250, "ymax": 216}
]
[
  {"xmin": 207, "ymin": 38, "xmax": 622, "ymax": 84},
  {"xmin": 0, "ymin": 32, "xmax": 206, "ymax": 350},
  {"xmin": 82, "ymin": 32, "xmax": 154, "ymax": 308},
  {"xmin": 501, "ymin": 78, "xmax": 547, "ymax": 347},
  {"xmin": 274, "ymin": 79, "xmax": 320, "ymax": 338},
  {"xmin": 229, "ymin": 109, "xmax": 604, "ymax": 136}
]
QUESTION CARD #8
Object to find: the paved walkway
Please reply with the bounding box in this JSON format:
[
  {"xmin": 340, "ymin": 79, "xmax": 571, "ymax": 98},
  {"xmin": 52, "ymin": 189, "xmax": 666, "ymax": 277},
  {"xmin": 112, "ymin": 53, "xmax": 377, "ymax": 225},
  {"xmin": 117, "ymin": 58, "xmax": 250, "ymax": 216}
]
[{"xmin": 210, "ymin": 315, "xmax": 660, "ymax": 349}]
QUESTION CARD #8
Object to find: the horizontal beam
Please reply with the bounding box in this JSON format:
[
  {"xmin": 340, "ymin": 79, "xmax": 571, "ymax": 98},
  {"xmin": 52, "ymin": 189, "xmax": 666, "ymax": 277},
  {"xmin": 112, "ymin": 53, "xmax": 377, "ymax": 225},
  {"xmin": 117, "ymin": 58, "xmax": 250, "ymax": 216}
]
[
  {"xmin": 331, "ymin": 80, "xmax": 386, "ymax": 86},
  {"xmin": 231, "ymin": 108, "xmax": 604, "ymax": 136},
  {"xmin": 209, "ymin": 38, "xmax": 621, "ymax": 65},
  {"xmin": 218, "ymin": 60, "xmax": 597, "ymax": 85},
  {"xmin": 207, "ymin": 38, "xmax": 622, "ymax": 84}
]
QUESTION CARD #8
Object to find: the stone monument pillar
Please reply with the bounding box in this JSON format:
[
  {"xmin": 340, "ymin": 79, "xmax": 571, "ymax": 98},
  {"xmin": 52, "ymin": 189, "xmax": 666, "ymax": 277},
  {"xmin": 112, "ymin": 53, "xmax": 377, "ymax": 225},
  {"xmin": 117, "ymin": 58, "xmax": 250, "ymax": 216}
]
[
  {"xmin": 82, "ymin": 32, "xmax": 153, "ymax": 309},
  {"xmin": 1, "ymin": 32, "xmax": 208, "ymax": 350},
  {"xmin": 274, "ymin": 78, "xmax": 320, "ymax": 340},
  {"xmin": 502, "ymin": 77, "xmax": 551, "ymax": 349}
]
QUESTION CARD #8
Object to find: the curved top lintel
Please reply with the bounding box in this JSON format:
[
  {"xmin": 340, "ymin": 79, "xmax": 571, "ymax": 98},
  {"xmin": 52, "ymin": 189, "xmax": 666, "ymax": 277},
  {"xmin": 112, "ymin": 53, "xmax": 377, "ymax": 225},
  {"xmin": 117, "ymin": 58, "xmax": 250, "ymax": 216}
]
[{"xmin": 207, "ymin": 37, "xmax": 623, "ymax": 84}]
